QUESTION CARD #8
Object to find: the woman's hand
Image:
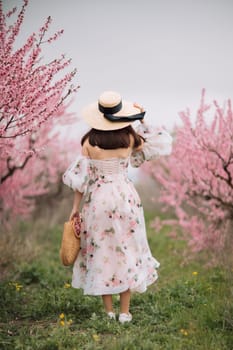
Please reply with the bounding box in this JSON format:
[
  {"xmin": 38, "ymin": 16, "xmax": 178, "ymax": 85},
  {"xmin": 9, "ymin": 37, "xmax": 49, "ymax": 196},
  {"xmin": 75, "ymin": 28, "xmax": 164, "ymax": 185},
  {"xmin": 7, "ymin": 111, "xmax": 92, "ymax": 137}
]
[
  {"xmin": 134, "ymin": 103, "xmax": 145, "ymax": 123},
  {"xmin": 69, "ymin": 209, "xmax": 79, "ymax": 221}
]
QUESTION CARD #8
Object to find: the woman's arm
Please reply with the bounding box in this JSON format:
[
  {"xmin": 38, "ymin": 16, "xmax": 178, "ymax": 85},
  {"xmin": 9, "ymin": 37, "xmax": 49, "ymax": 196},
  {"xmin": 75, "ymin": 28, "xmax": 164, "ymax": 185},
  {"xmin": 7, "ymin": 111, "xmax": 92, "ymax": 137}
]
[
  {"xmin": 133, "ymin": 102, "xmax": 145, "ymax": 152},
  {"xmin": 69, "ymin": 190, "xmax": 83, "ymax": 220},
  {"xmin": 69, "ymin": 145, "xmax": 87, "ymax": 220}
]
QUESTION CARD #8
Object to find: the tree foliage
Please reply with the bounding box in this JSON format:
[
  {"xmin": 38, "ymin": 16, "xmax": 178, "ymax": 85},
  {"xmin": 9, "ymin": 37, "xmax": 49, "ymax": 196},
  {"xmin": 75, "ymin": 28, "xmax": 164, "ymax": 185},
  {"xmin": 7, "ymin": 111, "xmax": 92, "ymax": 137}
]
[
  {"xmin": 145, "ymin": 90, "xmax": 233, "ymax": 255},
  {"xmin": 0, "ymin": 0, "xmax": 79, "ymax": 222}
]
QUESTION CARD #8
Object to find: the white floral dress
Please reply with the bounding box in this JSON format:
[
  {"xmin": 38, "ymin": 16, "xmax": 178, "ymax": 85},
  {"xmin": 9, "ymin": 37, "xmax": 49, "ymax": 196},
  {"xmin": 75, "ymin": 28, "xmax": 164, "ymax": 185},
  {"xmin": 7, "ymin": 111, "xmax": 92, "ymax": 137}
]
[{"xmin": 63, "ymin": 123, "xmax": 172, "ymax": 295}]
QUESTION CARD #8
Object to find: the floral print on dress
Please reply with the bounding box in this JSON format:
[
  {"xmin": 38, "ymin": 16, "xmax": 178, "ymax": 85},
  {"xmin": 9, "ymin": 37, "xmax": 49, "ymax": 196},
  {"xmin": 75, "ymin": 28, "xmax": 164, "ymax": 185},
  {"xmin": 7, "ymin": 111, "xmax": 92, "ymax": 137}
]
[{"xmin": 63, "ymin": 157, "xmax": 160, "ymax": 295}]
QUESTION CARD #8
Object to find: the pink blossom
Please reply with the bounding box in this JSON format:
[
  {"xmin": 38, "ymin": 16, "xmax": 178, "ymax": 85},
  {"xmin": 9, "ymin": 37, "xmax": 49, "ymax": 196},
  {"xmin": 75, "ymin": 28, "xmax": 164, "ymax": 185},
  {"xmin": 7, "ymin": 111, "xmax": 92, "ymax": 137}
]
[
  {"xmin": 0, "ymin": 0, "xmax": 80, "ymax": 223},
  {"xmin": 144, "ymin": 89, "xmax": 233, "ymax": 256}
]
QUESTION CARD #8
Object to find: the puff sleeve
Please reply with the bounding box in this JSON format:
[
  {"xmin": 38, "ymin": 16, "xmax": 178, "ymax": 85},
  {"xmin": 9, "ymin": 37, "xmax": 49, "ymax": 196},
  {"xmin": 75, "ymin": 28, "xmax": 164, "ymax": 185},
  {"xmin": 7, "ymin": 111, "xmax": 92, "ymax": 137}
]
[
  {"xmin": 130, "ymin": 123, "xmax": 173, "ymax": 167},
  {"xmin": 62, "ymin": 155, "xmax": 89, "ymax": 193}
]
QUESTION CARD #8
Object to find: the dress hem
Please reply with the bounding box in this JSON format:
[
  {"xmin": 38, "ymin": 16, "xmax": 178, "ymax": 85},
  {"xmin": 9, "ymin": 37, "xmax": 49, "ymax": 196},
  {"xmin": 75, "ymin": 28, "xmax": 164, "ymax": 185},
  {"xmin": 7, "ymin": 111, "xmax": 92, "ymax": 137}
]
[{"xmin": 71, "ymin": 275, "xmax": 159, "ymax": 296}]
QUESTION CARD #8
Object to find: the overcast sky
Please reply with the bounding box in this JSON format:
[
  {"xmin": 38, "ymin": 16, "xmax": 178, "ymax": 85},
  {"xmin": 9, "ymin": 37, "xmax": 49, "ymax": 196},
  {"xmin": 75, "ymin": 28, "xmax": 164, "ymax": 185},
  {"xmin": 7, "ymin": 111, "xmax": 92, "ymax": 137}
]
[{"xmin": 4, "ymin": 0, "xmax": 233, "ymax": 129}]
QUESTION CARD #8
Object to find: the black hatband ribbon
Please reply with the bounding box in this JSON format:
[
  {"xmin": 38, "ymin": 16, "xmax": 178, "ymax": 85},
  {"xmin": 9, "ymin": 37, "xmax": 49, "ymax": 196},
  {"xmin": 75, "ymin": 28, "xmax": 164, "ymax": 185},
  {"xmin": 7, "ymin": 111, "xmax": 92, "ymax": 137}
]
[
  {"xmin": 98, "ymin": 101, "xmax": 145, "ymax": 122},
  {"xmin": 98, "ymin": 101, "xmax": 123, "ymax": 115},
  {"xmin": 103, "ymin": 111, "xmax": 145, "ymax": 122}
]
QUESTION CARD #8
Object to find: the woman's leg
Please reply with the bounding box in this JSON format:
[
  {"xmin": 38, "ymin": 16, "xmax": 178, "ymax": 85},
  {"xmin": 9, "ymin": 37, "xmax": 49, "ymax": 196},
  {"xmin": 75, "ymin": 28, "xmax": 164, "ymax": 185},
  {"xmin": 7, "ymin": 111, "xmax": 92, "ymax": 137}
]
[
  {"xmin": 120, "ymin": 289, "xmax": 131, "ymax": 314},
  {"xmin": 102, "ymin": 294, "xmax": 114, "ymax": 312}
]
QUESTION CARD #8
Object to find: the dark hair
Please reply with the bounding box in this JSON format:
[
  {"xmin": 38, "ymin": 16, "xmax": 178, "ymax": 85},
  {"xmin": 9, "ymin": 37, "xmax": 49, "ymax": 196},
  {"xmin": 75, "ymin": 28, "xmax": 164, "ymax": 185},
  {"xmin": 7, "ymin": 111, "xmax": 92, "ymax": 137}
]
[{"xmin": 81, "ymin": 125, "xmax": 144, "ymax": 150}]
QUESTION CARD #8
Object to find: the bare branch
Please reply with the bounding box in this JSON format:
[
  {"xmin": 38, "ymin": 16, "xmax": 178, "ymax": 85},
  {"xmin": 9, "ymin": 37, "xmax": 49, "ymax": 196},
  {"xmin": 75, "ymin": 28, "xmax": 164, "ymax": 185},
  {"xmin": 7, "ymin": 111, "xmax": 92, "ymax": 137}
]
[{"xmin": 1, "ymin": 153, "xmax": 33, "ymax": 183}]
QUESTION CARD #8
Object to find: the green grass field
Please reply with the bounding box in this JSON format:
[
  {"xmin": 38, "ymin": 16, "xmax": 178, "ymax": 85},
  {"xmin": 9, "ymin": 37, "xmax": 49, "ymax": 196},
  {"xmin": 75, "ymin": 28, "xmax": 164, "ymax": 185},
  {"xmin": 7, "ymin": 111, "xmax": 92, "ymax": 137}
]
[{"xmin": 0, "ymin": 212, "xmax": 232, "ymax": 350}]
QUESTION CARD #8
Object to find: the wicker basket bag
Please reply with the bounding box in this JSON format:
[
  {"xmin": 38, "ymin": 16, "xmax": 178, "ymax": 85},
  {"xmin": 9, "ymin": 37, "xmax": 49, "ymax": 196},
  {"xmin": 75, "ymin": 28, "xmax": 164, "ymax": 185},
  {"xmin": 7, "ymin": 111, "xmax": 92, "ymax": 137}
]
[{"xmin": 60, "ymin": 213, "xmax": 81, "ymax": 266}]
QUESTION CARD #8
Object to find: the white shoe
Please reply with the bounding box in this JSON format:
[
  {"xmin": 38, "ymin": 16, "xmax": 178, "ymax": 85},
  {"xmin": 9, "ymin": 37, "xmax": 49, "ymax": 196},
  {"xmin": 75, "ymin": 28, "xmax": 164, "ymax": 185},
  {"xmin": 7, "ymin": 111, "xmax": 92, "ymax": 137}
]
[
  {"xmin": 119, "ymin": 313, "xmax": 132, "ymax": 324},
  {"xmin": 107, "ymin": 312, "xmax": 116, "ymax": 320}
]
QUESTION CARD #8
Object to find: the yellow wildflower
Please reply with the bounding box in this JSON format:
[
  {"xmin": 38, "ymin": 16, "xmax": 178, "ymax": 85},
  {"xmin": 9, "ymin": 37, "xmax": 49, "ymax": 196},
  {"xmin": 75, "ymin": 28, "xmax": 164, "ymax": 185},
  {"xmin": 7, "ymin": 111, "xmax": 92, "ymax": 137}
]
[
  {"xmin": 59, "ymin": 313, "xmax": 65, "ymax": 319},
  {"xmin": 64, "ymin": 283, "xmax": 71, "ymax": 288},
  {"xmin": 180, "ymin": 328, "xmax": 188, "ymax": 336},
  {"xmin": 16, "ymin": 283, "xmax": 23, "ymax": 291},
  {"xmin": 192, "ymin": 271, "xmax": 198, "ymax": 276},
  {"xmin": 9, "ymin": 282, "xmax": 23, "ymax": 291},
  {"xmin": 67, "ymin": 319, "xmax": 73, "ymax": 325},
  {"xmin": 60, "ymin": 320, "xmax": 65, "ymax": 326},
  {"xmin": 92, "ymin": 334, "xmax": 100, "ymax": 342}
]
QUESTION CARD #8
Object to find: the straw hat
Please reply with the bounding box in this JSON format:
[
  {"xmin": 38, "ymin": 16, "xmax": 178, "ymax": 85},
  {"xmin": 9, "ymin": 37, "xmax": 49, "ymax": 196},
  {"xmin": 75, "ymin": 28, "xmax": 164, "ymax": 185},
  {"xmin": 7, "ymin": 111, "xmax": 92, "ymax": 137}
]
[{"xmin": 82, "ymin": 91, "xmax": 145, "ymax": 131}]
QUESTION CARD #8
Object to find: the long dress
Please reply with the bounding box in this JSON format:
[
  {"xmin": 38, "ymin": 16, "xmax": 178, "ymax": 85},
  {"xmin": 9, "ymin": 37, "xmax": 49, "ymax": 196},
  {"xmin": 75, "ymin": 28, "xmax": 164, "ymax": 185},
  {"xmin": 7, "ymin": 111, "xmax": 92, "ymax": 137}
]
[{"xmin": 62, "ymin": 123, "xmax": 172, "ymax": 296}]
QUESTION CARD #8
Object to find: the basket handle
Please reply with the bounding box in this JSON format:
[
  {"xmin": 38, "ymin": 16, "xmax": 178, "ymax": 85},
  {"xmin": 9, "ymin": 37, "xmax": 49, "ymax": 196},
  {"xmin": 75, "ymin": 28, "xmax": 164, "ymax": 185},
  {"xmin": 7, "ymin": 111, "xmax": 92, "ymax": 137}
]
[{"xmin": 71, "ymin": 213, "xmax": 81, "ymax": 239}]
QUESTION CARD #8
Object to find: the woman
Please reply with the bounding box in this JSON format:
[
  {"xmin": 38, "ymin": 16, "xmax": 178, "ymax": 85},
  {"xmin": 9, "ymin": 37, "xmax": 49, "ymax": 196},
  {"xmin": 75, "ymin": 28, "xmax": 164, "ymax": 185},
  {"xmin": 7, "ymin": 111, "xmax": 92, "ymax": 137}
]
[{"xmin": 63, "ymin": 91, "xmax": 172, "ymax": 323}]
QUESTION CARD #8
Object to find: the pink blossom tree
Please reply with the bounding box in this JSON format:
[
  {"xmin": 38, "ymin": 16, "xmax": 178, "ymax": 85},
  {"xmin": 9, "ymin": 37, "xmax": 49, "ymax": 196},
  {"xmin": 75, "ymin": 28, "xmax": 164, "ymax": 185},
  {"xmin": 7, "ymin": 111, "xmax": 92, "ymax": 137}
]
[
  {"xmin": 145, "ymin": 90, "xmax": 233, "ymax": 256},
  {"xmin": 0, "ymin": 0, "xmax": 79, "ymax": 222}
]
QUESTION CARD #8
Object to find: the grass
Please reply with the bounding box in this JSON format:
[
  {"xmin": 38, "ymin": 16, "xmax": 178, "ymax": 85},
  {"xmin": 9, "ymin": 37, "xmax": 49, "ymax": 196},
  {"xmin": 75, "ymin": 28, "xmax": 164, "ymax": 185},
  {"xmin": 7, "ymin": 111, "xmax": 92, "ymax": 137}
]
[{"xmin": 0, "ymin": 212, "xmax": 232, "ymax": 350}]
